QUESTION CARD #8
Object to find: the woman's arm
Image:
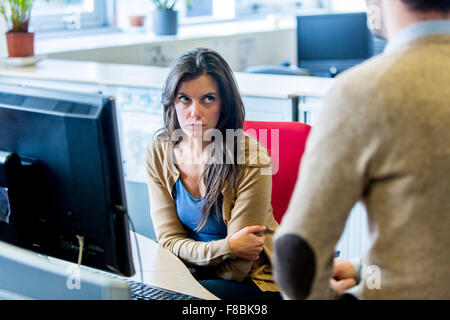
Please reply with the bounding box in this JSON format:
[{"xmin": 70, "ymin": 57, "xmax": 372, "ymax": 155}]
[{"xmin": 215, "ymin": 164, "xmax": 274, "ymax": 282}]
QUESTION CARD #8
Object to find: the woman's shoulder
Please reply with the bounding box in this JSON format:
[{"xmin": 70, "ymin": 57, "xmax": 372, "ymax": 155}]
[
  {"xmin": 146, "ymin": 135, "xmax": 171, "ymax": 165},
  {"xmin": 146, "ymin": 135, "xmax": 179, "ymax": 185}
]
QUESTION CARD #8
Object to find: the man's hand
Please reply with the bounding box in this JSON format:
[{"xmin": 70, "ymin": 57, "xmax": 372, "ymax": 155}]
[
  {"xmin": 228, "ymin": 225, "xmax": 266, "ymax": 261},
  {"xmin": 330, "ymin": 258, "xmax": 357, "ymax": 293}
]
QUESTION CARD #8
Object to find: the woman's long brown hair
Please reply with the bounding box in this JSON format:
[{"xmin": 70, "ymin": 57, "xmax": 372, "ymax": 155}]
[{"xmin": 158, "ymin": 48, "xmax": 245, "ymax": 231}]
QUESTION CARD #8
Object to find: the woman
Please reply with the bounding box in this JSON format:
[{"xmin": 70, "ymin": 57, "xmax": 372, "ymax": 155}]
[{"xmin": 146, "ymin": 48, "xmax": 280, "ymax": 300}]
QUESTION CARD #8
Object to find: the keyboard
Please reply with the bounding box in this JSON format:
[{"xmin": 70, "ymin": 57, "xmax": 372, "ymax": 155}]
[
  {"xmin": 125, "ymin": 278, "xmax": 202, "ymax": 300},
  {"xmin": 80, "ymin": 265, "xmax": 203, "ymax": 300}
]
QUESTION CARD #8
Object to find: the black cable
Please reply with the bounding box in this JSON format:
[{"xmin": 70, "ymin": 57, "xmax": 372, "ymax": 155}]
[{"xmin": 126, "ymin": 212, "xmax": 144, "ymax": 283}]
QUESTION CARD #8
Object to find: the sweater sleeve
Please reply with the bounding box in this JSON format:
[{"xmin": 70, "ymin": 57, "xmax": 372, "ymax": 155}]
[
  {"xmin": 215, "ymin": 164, "xmax": 273, "ymax": 282},
  {"xmin": 146, "ymin": 142, "xmax": 234, "ymax": 267},
  {"xmin": 273, "ymin": 75, "xmax": 385, "ymax": 299}
]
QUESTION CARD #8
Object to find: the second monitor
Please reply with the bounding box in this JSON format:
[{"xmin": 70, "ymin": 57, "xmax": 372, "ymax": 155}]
[{"xmin": 297, "ymin": 12, "xmax": 387, "ymax": 77}]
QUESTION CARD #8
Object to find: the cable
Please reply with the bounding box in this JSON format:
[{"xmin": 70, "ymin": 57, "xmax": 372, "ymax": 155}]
[
  {"xmin": 75, "ymin": 215, "xmax": 143, "ymax": 283},
  {"xmin": 126, "ymin": 213, "xmax": 144, "ymax": 283},
  {"xmin": 76, "ymin": 235, "xmax": 85, "ymax": 265}
]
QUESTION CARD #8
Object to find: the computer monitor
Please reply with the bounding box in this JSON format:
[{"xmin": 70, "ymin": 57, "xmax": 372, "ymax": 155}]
[
  {"xmin": 296, "ymin": 12, "xmax": 386, "ymax": 77},
  {"xmin": 0, "ymin": 83, "xmax": 135, "ymax": 277}
]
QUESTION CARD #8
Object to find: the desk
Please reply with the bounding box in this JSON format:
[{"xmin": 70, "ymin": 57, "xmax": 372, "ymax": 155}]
[
  {"xmin": 44, "ymin": 232, "xmax": 219, "ymax": 300},
  {"xmin": 0, "ymin": 233, "xmax": 218, "ymax": 300},
  {"xmin": 0, "ymin": 58, "xmax": 335, "ymax": 122},
  {"xmin": 128, "ymin": 232, "xmax": 219, "ymax": 300},
  {"xmin": 0, "ymin": 58, "xmax": 319, "ymax": 96}
]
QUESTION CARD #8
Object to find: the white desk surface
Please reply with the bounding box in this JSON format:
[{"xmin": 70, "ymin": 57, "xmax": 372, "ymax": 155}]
[
  {"xmin": 129, "ymin": 232, "xmax": 219, "ymax": 300},
  {"xmin": 0, "ymin": 58, "xmax": 335, "ymax": 99},
  {"xmin": 44, "ymin": 232, "xmax": 218, "ymax": 300}
]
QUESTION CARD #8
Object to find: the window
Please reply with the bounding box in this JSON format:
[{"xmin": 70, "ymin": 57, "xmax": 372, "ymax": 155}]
[
  {"xmin": 115, "ymin": 0, "xmax": 234, "ymax": 30},
  {"xmin": 330, "ymin": 0, "xmax": 367, "ymax": 12},
  {"xmin": 29, "ymin": 0, "xmax": 367, "ymax": 34},
  {"xmin": 178, "ymin": 0, "xmax": 235, "ymax": 24},
  {"xmin": 234, "ymin": 0, "xmax": 367, "ymax": 19},
  {"xmin": 234, "ymin": 0, "xmax": 328, "ymax": 18},
  {"xmin": 185, "ymin": 0, "xmax": 213, "ymax": 18},
  {"xmin": 31, "ymin": 0, "xmax": 110, "ymax": 32}
]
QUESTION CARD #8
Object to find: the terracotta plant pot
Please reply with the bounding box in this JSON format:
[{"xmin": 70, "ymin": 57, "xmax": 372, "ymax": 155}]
[
  {"xmin": 129, "ymin": 15, "xmax": 146, "ymax": 27},
  {"xmin": 5, "ymin": 32, "xmax": 35, "ymax": 57}
]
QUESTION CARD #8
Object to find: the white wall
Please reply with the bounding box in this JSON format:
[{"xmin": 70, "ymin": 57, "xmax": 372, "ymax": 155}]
[{"xmin": 45, "ymin": 28, "xmax": 297, "ymax": 72}]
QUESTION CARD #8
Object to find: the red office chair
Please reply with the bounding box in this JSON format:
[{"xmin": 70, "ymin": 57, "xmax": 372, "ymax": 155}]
[{"xmin": 243, "ymin": 121, "xmax": 311, "ymax": 223}]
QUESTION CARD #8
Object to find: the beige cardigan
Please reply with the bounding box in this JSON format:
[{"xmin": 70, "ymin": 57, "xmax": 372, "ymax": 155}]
[{"xmin": 146, "ymin": 133, "xmax": 279, "ymax": 292}]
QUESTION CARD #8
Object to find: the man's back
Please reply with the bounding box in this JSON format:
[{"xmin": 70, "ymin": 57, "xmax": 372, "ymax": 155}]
[
  {"xmin": 274, "ymin": 33, "xmax": 450, "ymax": 300},
  {"xmin": 335, "ymin": 34, "xmax": 450, "ymax": 299}
]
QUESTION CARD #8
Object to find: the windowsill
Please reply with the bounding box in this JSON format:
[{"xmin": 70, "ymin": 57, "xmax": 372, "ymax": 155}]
[
  {"xmin": 36, "ymin": 27, "xmax": 122, "ymax": 40},
  {"xmin": 35, "ymin": 17, "xmax": 297, "ymax": 56}
]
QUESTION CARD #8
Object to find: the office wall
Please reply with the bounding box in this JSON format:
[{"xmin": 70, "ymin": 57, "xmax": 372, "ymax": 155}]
[{"xmin": 45, "ymin": 28, "xmax": 297, "ymax": 71}]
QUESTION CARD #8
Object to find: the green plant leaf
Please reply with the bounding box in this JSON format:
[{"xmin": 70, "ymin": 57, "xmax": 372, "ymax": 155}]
[
  {"xmin": 151, "ymin": 0, "xmax": 178, "ymax": 10},
  {"xmin": 1, "ymin": 0, "xmax": 49, "ymax": 32}
]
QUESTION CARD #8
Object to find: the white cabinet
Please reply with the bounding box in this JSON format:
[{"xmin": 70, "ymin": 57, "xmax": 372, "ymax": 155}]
[
  {"xmin": 243, "ymin": 96, "xmax": 293, "ymax": 122},
  {"xmin": 336, "ymin": 203, "xmax": 371, "ymax": 260},
  {"xmin": 299, "ymin": 96, "xmax": 323, "ymax": 125}
]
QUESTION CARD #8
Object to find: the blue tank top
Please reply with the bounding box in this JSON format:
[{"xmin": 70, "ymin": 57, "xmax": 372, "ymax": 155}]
[{"xmin": 173, "ymin": 178, "xmax": 227, "ymax": 242}]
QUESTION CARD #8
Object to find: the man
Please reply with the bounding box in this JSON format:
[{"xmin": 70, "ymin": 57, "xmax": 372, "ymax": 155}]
[{"xmin": 273, "ymin": 0, "xmax": 450, "ymax": 299}]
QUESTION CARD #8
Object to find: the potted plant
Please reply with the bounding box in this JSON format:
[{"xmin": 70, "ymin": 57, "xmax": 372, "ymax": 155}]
[
  {"xmin": 151, "ymin": 0, "xmax": 192, "ymax": 35},
  {"xmin": 151, "ymin": 0, "xmax": 178, "ymax": 35},
  {"xmin": 129, "ymin": 15, "xmax": 146, "ymax": 27},
  {"xmin": 0, "ymin": 0, "xmax": 48, "ymax": 57}
]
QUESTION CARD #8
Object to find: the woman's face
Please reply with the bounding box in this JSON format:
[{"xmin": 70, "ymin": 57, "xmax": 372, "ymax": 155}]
[{"xmin": 174, "ymin": 74, "xmax": 222, "ymax": 139}]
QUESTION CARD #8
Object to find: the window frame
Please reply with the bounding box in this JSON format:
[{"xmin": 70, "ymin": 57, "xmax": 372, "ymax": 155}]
[
  {"xmin": 177, "ymin": 0, "xmax": 235, "ymax": 25},
  {"xmin": 30, "ymin": 0, "xmax": 111, "ymax": 32}
]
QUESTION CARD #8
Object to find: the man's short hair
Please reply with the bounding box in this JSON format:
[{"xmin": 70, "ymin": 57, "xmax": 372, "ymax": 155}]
[{"xmin": 402, "ymin": 0, "xmax": 450, "ymax": 12}]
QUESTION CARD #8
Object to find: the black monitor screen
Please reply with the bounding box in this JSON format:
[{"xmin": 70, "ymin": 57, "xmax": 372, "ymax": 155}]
[
  {"xmin": 297, "ymin": 12, "xmax": 376, "ymax": 75},
  {"xmin": 0, "ymin": 83, "xmax": 135, "ymax": 277}
]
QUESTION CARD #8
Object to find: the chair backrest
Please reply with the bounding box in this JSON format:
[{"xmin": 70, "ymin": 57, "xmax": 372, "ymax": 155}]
[{"xmin": 243, "ymin": 121, "xmax": 311, "ymax": 223}]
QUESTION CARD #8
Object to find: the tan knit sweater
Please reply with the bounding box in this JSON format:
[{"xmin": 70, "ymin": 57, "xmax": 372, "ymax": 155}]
[
  {"xmin": 146, "ymin": 133, "xmax": 279, "ymax": 292},
  {"xmin": 274, "ymin": 35, "xmax": 450, "ymax": 299}
]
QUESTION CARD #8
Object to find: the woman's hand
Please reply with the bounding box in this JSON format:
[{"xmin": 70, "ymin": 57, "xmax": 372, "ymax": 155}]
[{"xmin": 228, "ymin": 225, "xmax": 266, "ymax": 261}]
